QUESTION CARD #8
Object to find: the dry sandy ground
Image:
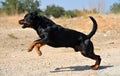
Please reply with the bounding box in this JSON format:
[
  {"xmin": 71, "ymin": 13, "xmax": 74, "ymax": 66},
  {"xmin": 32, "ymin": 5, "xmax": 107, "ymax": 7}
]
[{"xmin": 0, "ymin": 14, "xmax": 120, "ymax": 76}]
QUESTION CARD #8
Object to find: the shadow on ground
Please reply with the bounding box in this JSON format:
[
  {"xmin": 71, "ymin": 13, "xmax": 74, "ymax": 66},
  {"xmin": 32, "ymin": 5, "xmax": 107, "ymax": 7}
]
[{"xmin": 50, "ymin": 65, "xmax": 113, "ymax": 73}]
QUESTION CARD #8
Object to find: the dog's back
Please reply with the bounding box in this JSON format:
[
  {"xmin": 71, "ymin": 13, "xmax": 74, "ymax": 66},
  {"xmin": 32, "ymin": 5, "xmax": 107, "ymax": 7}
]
[
  {"xmin": 43, "ymin": 16, "xmax": 97, "ymax": 48},
  {"xmin": 46, "ymin": 26, "xmax": 86, "ymax": 47}
]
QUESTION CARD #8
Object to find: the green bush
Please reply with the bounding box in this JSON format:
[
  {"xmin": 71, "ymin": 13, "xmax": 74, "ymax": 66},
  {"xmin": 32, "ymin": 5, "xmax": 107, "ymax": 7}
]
[
  {"xmin": 64, "ymin": 10, "xmax": 78, "ymax": 18},
  {"xmin": 45, "ymin": 5, "xmax": 65, "ymax": 18},
  {"xmin": 0, "ymin": 0, "xmax": 40, "ymax": 15},
  {"xmin": 110, "ymin": 2, "xmax": 120, "ymax": 14}
]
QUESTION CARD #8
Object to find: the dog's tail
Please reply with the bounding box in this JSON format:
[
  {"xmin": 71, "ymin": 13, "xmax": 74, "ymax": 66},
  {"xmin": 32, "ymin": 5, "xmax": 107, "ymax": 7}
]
[{"xmin": 87, "ymin": 16, "xmax": 97, "ymax": 39}]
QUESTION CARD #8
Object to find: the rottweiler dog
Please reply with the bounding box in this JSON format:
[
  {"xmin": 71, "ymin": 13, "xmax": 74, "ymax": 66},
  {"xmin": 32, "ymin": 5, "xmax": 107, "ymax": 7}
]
[{"xmin": 19, "ymin": 12, "xmax": 101, "ymax": 70}]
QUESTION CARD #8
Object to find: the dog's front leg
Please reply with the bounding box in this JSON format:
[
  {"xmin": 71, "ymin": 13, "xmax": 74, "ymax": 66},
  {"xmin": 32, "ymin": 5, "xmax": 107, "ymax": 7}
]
[
  {"xmin": 34, "ymin": 43, "xmax": 45, "ymax": 56},
  {"xmin": 28, "ymin": 39, "xmax": 45, "ymax": 56},
  {"xmin": 28, "ymin": 39, "xmax": 42, "ymax": 52}
]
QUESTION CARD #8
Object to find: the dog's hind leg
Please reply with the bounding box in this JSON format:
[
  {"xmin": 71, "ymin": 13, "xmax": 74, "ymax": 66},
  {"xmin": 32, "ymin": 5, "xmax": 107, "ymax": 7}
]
[{"xmin": 80, "ymin": 39, "xmax": 101, "ymax": 70}]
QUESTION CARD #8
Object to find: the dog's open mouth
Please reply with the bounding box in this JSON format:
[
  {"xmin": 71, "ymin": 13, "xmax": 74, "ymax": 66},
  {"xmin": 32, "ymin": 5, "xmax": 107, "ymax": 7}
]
[{"xmin": 19, "ymin": 20, "xmax": 31, "ymax": 28}]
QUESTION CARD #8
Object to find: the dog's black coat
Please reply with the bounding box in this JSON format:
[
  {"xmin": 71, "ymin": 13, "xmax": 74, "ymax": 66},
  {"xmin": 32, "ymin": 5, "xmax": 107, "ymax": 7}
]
[{"xmin": 19, "ymin": 12, "xmax": 101, "ymax": 69}]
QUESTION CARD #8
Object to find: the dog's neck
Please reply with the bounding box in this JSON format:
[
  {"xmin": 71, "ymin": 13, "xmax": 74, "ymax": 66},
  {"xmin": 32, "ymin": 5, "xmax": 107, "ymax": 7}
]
[{"xmin": 32, "ymin": 16, "xmax": 55, "ymax": 29}]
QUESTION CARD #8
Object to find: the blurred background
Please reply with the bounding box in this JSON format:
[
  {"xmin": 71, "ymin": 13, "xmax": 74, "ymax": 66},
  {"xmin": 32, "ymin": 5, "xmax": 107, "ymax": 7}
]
[{"xmin": 0, "ymin": 0, "xmax": 120, "ymax": 18}]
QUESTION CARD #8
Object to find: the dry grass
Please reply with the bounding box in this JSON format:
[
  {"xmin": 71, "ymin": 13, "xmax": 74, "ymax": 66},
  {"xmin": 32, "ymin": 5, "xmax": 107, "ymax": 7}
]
[
  {"xmin": 0, "ymin": 14, "xmax": 120, "ymax": 32},
  {"xmin": 53, "ymin": 14, "xmax": 120, "ymax": 33}
]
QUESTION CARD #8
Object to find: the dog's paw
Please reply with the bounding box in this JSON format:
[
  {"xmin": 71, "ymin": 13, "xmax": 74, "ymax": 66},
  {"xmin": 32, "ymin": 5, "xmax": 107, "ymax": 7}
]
[
  {"xmin": 91, "ymin": 65, "xmax": 99, "ymax": 70},
  {"xmin": 38, "ymin": 53, "xmax": 42, "ymax": 56},
  {"xmin": 37, "ymin": 51, "xmax": 42, "ymax": 56},
  {"xmin": 28, "ymin": 48, "xmax": 33, "ymax": 52}
]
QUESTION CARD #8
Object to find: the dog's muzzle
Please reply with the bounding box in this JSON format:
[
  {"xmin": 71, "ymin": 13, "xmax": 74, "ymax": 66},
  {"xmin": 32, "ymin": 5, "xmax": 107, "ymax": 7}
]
[
  {"xmin": 19, "ymin": 19, "xmax": 27, "ymax": 25},
  {"xmin": 19, "ymin": 19, "xmax": 31, "ymax": 28}
]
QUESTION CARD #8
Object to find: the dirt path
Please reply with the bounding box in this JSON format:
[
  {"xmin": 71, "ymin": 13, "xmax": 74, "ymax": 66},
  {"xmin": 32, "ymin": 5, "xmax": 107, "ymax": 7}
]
[{"xmin": 0, "ymin": 15, "xmax": 120, "ymax": 76}]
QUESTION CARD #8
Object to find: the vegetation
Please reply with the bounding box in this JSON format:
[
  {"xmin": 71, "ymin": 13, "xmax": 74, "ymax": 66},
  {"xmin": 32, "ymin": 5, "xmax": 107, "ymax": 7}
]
[
  {"xmin": 45, "ymin": 5, "xmax": 65, "ymax": 18},
  {"xmin": 64, "ymin": 10, "xmax": 77, "ymax": 18},
  {"xmin": 64, "ymin": 9, "xmax": 98, "ymax": 18},
  {"xmin": 0, "ymin": 0, "xmax": 99, "ymax": 18},
  {"xmin": 110, "ymin": 1, "xmax": 120, "ymax": 14},
  {"xmin": 44, "ymin": 5, "xmax": 98, "ymax": 18},
  {"xmin": 0, "ymin": 0, "xmax": 120, "ymax": 17},
  {"xmin": 0, "ymin": 0, "xmax": 40, "ymax": 15}
]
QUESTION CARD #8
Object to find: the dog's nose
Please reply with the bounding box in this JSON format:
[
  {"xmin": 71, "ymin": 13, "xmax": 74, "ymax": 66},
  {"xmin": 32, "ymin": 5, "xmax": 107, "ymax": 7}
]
[
  {"xmin": 19, "ymin": 19, "xmax": 24, "ymax": 24},
  {"xmin": 18, "ymin": 20, "xmax": 23, "ymax": 24}
]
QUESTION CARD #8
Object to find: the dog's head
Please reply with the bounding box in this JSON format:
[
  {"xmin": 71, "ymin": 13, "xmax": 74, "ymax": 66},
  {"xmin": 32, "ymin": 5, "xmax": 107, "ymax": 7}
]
[{"xmin": 19, "ymin": 12, "xmax": 39, "ymax": 28}]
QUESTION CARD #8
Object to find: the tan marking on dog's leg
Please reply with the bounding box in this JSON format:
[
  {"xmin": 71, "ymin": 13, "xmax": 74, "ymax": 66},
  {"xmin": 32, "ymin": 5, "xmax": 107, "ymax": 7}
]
[
  {"xmin": 91, "ymin": 59, "xmax": 100, "ymax": 70},
  {"xmin": 28, "ymin": 41, "xmax": 37, "ymax": 52},
  {"xmin": 34, "ymin": 43, "xmax": 44, "ymax": 56},
  {"xmin": 80, "ymin": 50, "xmax": 101, "ymax": 70},
  {"xmin": 34, "ymin": 43, "xmax": 45, "ymax": 56}
]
